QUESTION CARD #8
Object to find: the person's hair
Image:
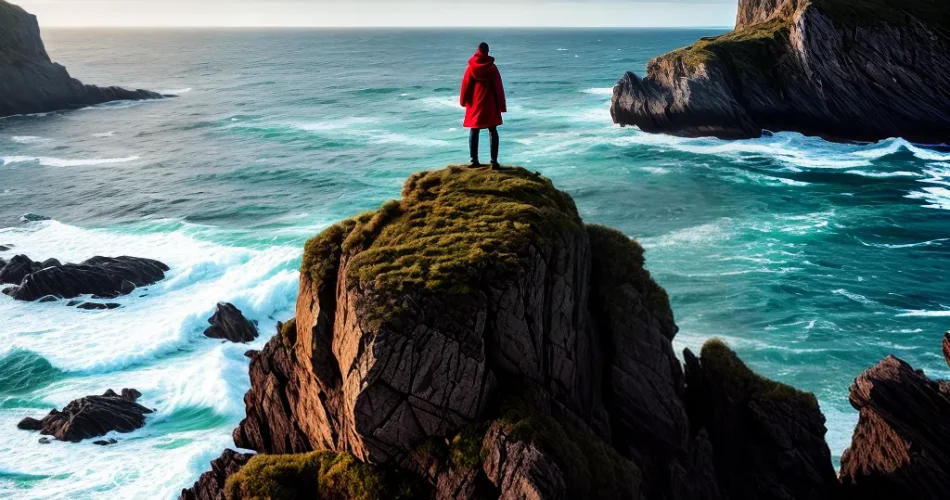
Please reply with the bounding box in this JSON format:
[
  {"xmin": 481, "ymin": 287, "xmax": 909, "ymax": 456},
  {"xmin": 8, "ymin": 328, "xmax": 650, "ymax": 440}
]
[{"xmin": 478, "ymin": 42, "xmax": 489, "ymax": 54}]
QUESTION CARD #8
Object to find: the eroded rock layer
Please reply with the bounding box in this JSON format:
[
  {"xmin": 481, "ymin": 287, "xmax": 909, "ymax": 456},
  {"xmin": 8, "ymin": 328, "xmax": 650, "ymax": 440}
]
[
  {"xmin": 189, "ymin": 165, "xmax": 950, "ymax": 500},
  {"xmin": 231, "ymin": 166, "xmax": 711, "ymax": 499},
  {"xmin": 611, "ymin": 0, "xmax": 950, "ymax": 142}
]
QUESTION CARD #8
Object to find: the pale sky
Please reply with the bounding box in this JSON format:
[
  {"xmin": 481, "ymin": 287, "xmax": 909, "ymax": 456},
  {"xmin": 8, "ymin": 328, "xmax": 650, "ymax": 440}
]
[{"xmin": 17, "ymin": 0, "xmax": 736, "ymax": 27}]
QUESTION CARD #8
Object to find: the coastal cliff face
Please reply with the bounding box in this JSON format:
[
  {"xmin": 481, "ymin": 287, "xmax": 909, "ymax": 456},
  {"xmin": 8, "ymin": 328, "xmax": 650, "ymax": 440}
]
[
  {"xmin": 0, "ymin": 0, "xmax": 162, "ymax": 117},
  {"xmin": 611, "ymin": 0, "xmax": 950, "ymax": 142},
  {"xmin": 183, "ymin": 166, "xmax": 869, "ymax": 500},
  {"xmin": 230, "ymin": 166, "xmax": 712, "ymax": 499},
  {"xmin": 185, "ymin": 166, "xmax": 950, "ymax": 499}
]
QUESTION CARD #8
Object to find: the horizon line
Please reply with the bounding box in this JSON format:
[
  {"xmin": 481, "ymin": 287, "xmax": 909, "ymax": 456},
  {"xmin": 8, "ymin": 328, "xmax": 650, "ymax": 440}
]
[{"xmin": 43, "ymin": 24, "xmax": 735, "ymax": 29}]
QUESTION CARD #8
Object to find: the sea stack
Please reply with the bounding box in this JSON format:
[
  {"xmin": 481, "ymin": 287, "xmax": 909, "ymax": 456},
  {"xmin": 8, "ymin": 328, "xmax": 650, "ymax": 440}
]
[
  {"xmin": 0, "ymin": 0, "xmax": 163, "ymax": 117},
  {"xmin": 610, "ymin": 0, "xmax": 950, "ymax": 143}
]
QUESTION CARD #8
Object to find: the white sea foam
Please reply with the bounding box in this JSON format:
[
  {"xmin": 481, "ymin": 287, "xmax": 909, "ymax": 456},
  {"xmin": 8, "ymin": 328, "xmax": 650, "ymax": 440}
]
[
  {"xmin": 581, "ymin": 87, "xmax": 614, "ymax": 96},
  {"xmin": 92, "ymin": 131, "xmax": 117, "ymax": 138},
  {"xmin": 845, "ymin": 170, "xmax": 919, "ymax": 178},
  {"xmin": 0, "ymin": 218, "xmax": 299, "ymax": 499},
  {"xmin": 858, "ymin": 238, "xmax": 948, "ymax": 249},
  {"xmin": 1, "ymin": 156, "xmax": 140, "ymax": 167},
  {"xmin": 897, "ymin": 309, "xmax": 950, "ymax": 317},
  {"xmin": 905, "ymin": 186, "xmax": 950, "ymax": 210},
  {"xmin": 831, "ymin": 288, "xmax": 876, "ymax": 306},
  {"xmin": 160, "ymin": 87, "xmax": 193, "ymax": 94},
  {"xmin": 10, "ymin": 136, "xmax": 47, "ymax": 144},
  {"xmin": 0, "ymin": 220, "xmax": 299, "ymax": 373}
]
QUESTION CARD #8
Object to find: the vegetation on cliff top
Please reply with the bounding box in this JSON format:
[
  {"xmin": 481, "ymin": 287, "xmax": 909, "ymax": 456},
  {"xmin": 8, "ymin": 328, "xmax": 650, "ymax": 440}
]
[
  {"xmin": 224, "ymin": 450, "xmax": 427, "ymax": 500},
  {"xmin": 302, "ymin": 166, "xmax": 582, "ymax": 299},
  {"xmin": 665, "ymin": 18, "xmax": 791, "ymax": 74},
  {"xmin": 701, "ymin": 338, "xmax": 819, "ymax": 409},
  {"xmin": 664, "ymin": 0, "xmax": 948, "ymax": 73}
]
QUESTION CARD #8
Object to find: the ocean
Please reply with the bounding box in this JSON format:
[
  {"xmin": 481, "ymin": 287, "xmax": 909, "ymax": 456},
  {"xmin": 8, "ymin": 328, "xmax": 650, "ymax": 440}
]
[{"xmin": 1, "ymin": 28, "xmax": 949, "ymax": 499}]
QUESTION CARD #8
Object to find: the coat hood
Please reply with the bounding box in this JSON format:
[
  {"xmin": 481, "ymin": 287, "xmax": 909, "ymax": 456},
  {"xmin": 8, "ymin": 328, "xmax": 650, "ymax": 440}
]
[{"xmin": 467, "ymin": 51, "xmax": 496, "ymax": 81}]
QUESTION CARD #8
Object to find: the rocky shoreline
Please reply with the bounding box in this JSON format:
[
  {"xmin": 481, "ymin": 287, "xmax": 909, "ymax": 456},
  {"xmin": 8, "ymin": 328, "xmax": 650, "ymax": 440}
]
[
  {"xmin": 179, "ymin": 165, "xmax": 950, "ymax": 499},
  {"xmin": 0, "ymin": 0, "xmax": 164, "ymax": 118},
  {"xmin": 610, "ymin": 0, "xmax": 950, "ymax": 143}
]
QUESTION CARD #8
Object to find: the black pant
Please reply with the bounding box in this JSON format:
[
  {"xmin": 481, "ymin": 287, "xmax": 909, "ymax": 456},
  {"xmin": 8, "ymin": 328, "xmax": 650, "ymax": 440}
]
[{"xmin": 469, "ymin": 127, "xmax": 499, "ymax": 164}]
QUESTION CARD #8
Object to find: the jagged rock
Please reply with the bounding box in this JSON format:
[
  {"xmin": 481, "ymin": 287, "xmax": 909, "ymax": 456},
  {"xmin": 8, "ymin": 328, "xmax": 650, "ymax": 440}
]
[
  {"xmin": 17, "ymin": 388, "xmax": 152, "ymax": 442},
  {"xmin": 93, "ymin": 438, "xmax": 118, "ymax": 446},
  {"xmin": 0, "ymin": 244, "xmax": 13, "ymax": 251},
  {"xmin": 180, "ymin": 449, "xmax": 253, "ymax": 500},
  {"xmin": 838, "ymin": 348, "xmax": 950, "ymax": 499},
  {"xmin": 611, "ymin": 0, "xmax": 950, "ymax": 142},
  {"xmin": 684, "ymin": 339, "xmax": 838, "ymax": 500},
  {"xmin": 230, "ymin": 166, "xmax": 711, "ymax": 499},
  {"xmin": 0, "ymin": 254, "xmax": 40, "ymax": 284},
  {"xmin": 0, "ymin": 0, "xmax": 164, "ymax": 118},
  {"xmin": 67, "ymin": 300, "xmax": 122, "ymax": 310},
  {"xmin": 203, "ymin": 303, "xmax": 259, "ymax": 343},
  {"xmin": 2, "ymin": 255, "xmax": 168, "ymax": 301}
]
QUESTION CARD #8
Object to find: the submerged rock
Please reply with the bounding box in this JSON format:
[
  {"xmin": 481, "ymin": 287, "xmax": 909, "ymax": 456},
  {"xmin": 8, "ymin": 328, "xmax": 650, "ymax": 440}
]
[
  {"xmin": 0, "ymin": 0, "xmax": 164, "ymax": 118},
  {"xmin": 203, "ymin": 303, "xmax": 259, "ymax": 343},
  {"xmin": 180, "ymin": 449, "xmax": 253, "ymax": 500},
  {"xmin": 17, "ymin": 388, "xmax": 152, "ymax": 442},
  {"xmin": 610, "ymin": 0, "xmax": 950, "ymax": 142},
  {"xmin": 1, "ymin": 255, "xmax": 168, "ymax": 301}
]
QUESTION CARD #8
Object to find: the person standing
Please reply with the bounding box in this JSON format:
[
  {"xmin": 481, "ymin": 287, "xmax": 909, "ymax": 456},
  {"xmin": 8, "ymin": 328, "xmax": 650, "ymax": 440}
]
[{"xmin": 460, "ymin": 42, "xmax": 507, "ymax": 169}]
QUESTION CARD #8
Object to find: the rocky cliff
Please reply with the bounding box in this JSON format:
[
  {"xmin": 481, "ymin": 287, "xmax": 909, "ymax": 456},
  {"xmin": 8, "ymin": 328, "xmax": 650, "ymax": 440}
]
[
  {"xmin": 610, "ymin": 0, "xmax": 950, "ymax": 143},
  {"xmin": 184, "ymin": 166, "xmax": 950, "ymax": 499},
  {"xmin": 0, "ymin": 0, "xmax": 162, "ymax": 117}
]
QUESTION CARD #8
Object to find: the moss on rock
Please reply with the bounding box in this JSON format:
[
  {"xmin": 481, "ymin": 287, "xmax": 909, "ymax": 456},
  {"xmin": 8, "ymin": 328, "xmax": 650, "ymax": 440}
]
[
  {"xmin": 300, "ymin": 166, "xmax": 583, "ymax": 327},
  {"xmin": 500, "ymin": 393, "xmax": 640, "ymax": 498},
  {"xmin": 587, "ymin": 224, "xmax": 674, "ymax": 337},
  {"xmin": 666, "ymin": 18, "xmax": 791, "ymax": 76},
  {"xmin": 700, "ymin": 338, "xmax": 818, "ymax": 409},
  {"xmin": 224, "ymin": 451, "xmax": 428, "ymax": 500}
]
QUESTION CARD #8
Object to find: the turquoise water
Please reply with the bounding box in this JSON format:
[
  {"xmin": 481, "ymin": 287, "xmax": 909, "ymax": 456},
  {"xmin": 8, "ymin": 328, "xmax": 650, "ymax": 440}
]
[{"xmin": 1, "ymin": 28, "xmax": 949, "ymax": 498}]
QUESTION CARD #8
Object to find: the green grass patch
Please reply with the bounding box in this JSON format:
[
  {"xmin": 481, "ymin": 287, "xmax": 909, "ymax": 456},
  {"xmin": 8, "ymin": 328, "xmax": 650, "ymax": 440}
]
[
  {"xmin": 665, "ymin": 18, "xmax": 791, "ymax": 75},
  {"xmin": 449, "ymin": 423, "xmax": 489, "ymax": 469},
  {"xmin": 224, "ymin": 451, "xmax": 428, "ymax": 500},
  {"xmin": 300, "ymin": 166, "xmax": 582, "ymax": 326},
  {"xmin": 700, "ymin": 338, "xmax": 818, "ymax": 409}
]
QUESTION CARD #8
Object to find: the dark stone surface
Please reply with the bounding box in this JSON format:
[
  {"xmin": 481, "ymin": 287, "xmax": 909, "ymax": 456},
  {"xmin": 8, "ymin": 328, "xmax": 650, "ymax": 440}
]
[
  {"xmin": 610, "ymin": 0, "xmax": 950, "ymax": 143},
  {"xmin": 203, "ymin": 303, "xmax": 259, "ymax": 343},
  {"xmin": 2, "ymin": 255, "xmax": 168, "ymax": 301},
  {"xmin": 17, "ymin": 388, "xmax": 152, "ymax": 442},
  {"xmin": 838, "ymin": 349, "xmax": 950, "ymax": 499},
  {"xmin": 0, "ymin": 0, "xmax": 165, "ymax": 118},
  {"xmin": 683, "ymin": 347, "xmax": 838, "ymax": 500},
  {"xmin": 179, "ymin": 449, "xmax": 253, "ymax": 500}
]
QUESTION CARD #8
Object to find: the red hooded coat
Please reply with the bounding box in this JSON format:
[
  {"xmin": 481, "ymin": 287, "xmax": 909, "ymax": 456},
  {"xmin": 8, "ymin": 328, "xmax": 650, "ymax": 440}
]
[{"xmin": 460, "ymin": 51, "xmax": 506, "ymax": 129}]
